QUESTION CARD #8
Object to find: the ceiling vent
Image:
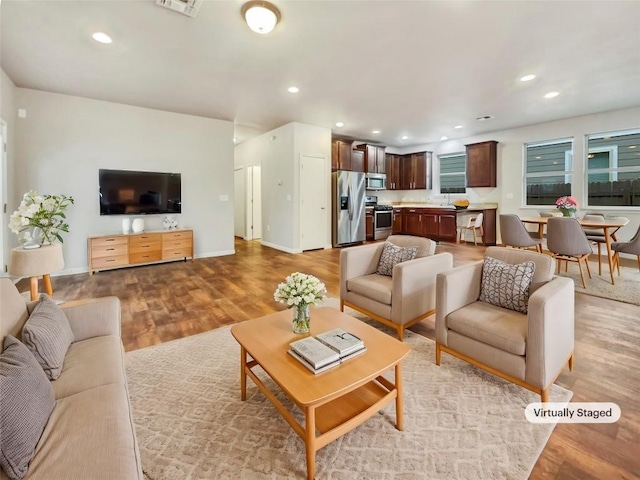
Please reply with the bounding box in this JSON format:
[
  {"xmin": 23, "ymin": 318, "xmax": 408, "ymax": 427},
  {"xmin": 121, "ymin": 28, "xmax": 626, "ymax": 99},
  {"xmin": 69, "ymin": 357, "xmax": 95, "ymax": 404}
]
[{"xmin": 156, "ymin": 0, "xmax": 202, "ymax": 18}]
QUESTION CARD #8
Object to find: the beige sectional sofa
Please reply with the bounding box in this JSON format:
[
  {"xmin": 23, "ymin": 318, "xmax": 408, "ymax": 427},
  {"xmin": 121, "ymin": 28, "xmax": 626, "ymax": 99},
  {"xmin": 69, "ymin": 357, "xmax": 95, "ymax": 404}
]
[{"xmin": 0, "ymin": 278, "xmax": 143, "ymax": 480}]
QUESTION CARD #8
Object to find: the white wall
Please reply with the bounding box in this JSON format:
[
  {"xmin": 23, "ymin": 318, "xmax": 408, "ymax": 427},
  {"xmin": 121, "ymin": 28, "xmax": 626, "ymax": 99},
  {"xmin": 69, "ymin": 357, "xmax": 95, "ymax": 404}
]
[
  {"xmin": 234, "ymin": 122, "xmax": 331, "ymax": 253},
  {"xmin": 13, "ymin": 88, "xmax": 235, "ymax": 274},
  {"xmin": 1, "ymin": 69, "xmax": 17, "ymax": 275},
  {"xmin": 377, "ymin": 106, "xmax": 640, "ymax": 243}
]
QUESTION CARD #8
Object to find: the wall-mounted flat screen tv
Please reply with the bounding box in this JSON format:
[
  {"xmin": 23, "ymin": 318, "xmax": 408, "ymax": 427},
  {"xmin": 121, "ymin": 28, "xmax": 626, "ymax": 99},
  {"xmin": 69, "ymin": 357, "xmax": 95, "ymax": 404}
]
[{"xmin": 99, "ymin": 169, "xmax": 181, "ymax": 215}]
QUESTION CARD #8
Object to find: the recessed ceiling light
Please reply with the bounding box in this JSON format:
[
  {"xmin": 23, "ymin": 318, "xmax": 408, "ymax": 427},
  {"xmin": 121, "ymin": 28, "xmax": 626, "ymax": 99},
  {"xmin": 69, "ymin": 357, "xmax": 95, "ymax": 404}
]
[
  {"xmin": 242, "ymin": 1, "xmax": 281, "ymax": 34},
  {"xmin": 401, "ymin": 135, "xmax": 409, "ymax": 140},
  {"xmin": 287, "ymin": 86, "xmax": 299, "ymax": 94},
  {"xmin": 476, "ymin": 115, "xmax": 494, "ymax": 121},
  {"xmin": 454, "ymin": 125, "xmax": 463, "ymax": 129},
  {"xmin": 440, "ymin": 136, "xmax": 448, "ymax": 141},
  {"xmin": 520, "ymin": 74, "xmax": 536, "ymax": 82},
  {"xmin": 544, "ymin": 91, "xmax": 560, "ymax": 99},
  {"xmin": 233, "ymin": 136, "xmax": 238, "ymax": 143},
  {"xmin": 92, "ymin": 32, "xmax": 112, "ymax": 44},
  {"xmin": 335, "ymin": 122, "xmax": 344, "ymax": 128},
  {"xmin": 372, "ymin": 130, "xmax": 380, "ymax": 134}
]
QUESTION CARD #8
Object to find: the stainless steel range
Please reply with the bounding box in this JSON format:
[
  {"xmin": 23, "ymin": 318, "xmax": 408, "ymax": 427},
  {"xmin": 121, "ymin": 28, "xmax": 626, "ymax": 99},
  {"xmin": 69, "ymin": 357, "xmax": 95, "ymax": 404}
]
[{"xmin": 365, "ymin": 196, "xmax": 393, "ymax": 240}]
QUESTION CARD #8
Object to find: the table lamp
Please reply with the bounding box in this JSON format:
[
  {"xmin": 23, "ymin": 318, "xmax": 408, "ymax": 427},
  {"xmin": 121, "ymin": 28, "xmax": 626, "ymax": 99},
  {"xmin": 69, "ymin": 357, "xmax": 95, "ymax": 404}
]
[{"xmin": 9, "ymin": 243, "xmax": 65, "ymax": 301}]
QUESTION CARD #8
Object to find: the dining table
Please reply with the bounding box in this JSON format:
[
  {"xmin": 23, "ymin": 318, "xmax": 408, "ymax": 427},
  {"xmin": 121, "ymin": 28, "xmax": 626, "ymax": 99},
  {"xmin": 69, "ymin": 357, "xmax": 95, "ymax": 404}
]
[{"xmin": 520, "ymin": 216, "xmax": 629, "ymax": 285}]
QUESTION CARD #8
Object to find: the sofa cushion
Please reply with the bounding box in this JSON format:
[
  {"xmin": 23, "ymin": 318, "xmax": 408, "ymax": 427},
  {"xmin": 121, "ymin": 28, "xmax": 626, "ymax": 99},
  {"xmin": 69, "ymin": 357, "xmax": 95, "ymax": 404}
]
[
  {"xmin": 347, "ymin": 274, "xmax": 393, "ymax": 305},
  {"xmin": 447, "ymin": 302, "xmax": 528, "ymax": 356},
  {"xmin": 52, "ymin": 336, "xmax": 125, "ymax": 400},
  {"xmin": 0, "ymin": 336, "xmax": 55, "ymax": 480},
  {"xmin": 376, "ymin": 241, "xmax": 418, "ymax": 276},
  {"xmin": 479, "ymin": 256, "xmax": 535, "ymax": 313},
  {"xmin": 26, "ymin": 383, "xmax": 141, "ymax": 480},
  {"xmin": 21, "ymin": 295, "xmax": 75, "ymax": 380}
]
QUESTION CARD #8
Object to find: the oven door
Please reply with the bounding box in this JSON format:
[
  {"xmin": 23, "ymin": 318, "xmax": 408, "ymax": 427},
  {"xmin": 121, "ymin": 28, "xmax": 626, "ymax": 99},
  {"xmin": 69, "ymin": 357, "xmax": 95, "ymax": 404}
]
[{"xmin": 374, "ymin": 210, "xmax": 393, "ymax": 240}]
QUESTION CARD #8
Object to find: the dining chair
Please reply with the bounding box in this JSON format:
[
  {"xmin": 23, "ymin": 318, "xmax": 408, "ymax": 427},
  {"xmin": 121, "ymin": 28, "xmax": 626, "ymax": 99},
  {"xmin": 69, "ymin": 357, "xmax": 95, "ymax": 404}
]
[
  {"xmin": 582, "ymin": 214, "xmax": 626, "ymax": 275},
  {"xmin": 546, "ymin": 217, "xmax": 593, "ymax": 288},
  {"xmin": 611, "ymin": 224, "xmax": 640, "ymax": 273},
  {"xmin": 499, "ymin": 214, "xmax": 543, "ymax": 253},
  {"xmin": 457, "ymin": 213, "xmax": 484, "ymax": 245}
]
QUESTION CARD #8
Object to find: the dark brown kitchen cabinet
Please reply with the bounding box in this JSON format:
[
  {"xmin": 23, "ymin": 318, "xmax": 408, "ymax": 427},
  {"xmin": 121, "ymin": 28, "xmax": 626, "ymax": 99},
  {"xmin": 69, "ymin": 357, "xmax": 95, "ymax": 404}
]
[
  {"xmin": 357, "ymin": 144, "xmax": 386, "ymax": 173},
  {"xmin": 385, "ymin": 154, "xmax": 402, "ymax": 190},
  {"xmin": 392, "ymin": 208, "xmax": 403, "ymax": 234},
  {"xmin": 438, "ymin": 212, "xmax": 458, "ymax": 241},
  {"xmin": 401, "ymin": 151, "xmax": 429, "ymax": 190},
  {"xmin": 466, "ymin": 141, "xmax": 497, "ymax": 187},
  {"xmin": 332, "ymin": 139, "xmax": 352, "ymax": 171},
  {"xmin": 403, "ymin": 209, "xmax": 424, "ymax": 236},
  {"xmin": 351, "ymin": 149, "xmax": 365, "ymax": 172},
  {"xmin": 365, "ymin": 209, "xmax": 374, "ymax": 240}
]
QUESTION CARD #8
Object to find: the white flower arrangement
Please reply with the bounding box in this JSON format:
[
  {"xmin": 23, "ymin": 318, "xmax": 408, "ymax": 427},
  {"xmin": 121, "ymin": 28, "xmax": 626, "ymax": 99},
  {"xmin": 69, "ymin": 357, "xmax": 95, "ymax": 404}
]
[
  {"xmin": 9, "ymin": 190, "xmax": 75, "ymax": 245},
  {"xmin": 273, "ymin": 272, "xmax": 327, "ymax": 307}
]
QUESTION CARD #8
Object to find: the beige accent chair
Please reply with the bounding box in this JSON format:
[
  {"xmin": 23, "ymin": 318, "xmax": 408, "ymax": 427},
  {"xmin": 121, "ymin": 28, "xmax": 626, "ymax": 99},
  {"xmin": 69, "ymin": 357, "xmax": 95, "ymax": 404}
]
[
  {"xmin": 499, "ymin": 214, "xmax": 543, "ymax": 253},
  {"xmin": 436, "ymin": 247, "xmax": 574, "ymax": 402},
  {"xmin": 547, "ymin": 217, "xmax": 593, "ymax": 288},
  {"xmin": 457, "ymin": 213, "xmax": 484, "ymax": 245},
  {"xmin": 340, "ymin": 235, "xmax": 453, "ymax": 340}
]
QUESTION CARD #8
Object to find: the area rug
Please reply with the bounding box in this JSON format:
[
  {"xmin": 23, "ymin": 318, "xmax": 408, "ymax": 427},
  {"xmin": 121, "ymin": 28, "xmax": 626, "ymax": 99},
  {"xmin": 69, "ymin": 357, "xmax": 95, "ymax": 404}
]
[
  {"xmin": 126, "ymin": 318, "xmax": 572, "ymax": 480},
  {"xmin": 557, "ymin": 261, "xmax": 640, "ymax": 305}
]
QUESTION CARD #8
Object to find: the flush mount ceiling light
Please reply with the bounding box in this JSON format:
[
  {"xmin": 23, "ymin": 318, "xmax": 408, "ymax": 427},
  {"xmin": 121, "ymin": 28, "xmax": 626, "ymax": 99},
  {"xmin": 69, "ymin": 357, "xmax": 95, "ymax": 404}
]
[
  {"xmin": 372, "ymin": 130, "xmax": 380, "ymax": 134},
  {"xmin": 335, "ymin": 122, "xmax": 344, "ymax": 128},
  {"xmin": 401, "ymin": 135, "xmax": 409, "ymax": 140},
  {"xmin": 440, "ymin": 136, "xmax": 449, "ymax": 141},
  {"xmin": 454, "ymin": 125, "xmax": 463, "ymax": 129},
  {"xmin": 544, "ymin": 91, "xmax": 560, "ymax": 99},
  {"xmin": 287, "ymin": 86, "xmax": 299, "ymax": 93},
  {"xmin": 91, "ymin": 32, "xmax": 112, "ymax": 44},
  {"xmin": 520, "ymin": 74, "xmax": 536, "ymax": 82},
  {"xmin": 242, "ymin": 1, "xmax": 281, "ymax": 34}
]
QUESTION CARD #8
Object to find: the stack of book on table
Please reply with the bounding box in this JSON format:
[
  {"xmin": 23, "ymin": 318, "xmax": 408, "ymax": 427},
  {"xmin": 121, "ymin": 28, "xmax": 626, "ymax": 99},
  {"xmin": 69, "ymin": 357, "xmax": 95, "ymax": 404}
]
[{"xmin": 288, "ymin": 328, "xmax": 366, "ymax": 374}]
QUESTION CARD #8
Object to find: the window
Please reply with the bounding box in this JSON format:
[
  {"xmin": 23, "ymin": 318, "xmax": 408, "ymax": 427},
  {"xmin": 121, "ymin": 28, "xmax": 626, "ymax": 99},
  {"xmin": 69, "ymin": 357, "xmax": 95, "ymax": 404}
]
[
  {"xmin": 439, "ymin": 152, "xmax": 466, "ymax": 194},
  {"xmin": 586, "ymin": 129, "xmax": 640, "ymax": 207},
  {"xmin": 524, "ymin": 139, "xmax": 573, "ymax": 206}
]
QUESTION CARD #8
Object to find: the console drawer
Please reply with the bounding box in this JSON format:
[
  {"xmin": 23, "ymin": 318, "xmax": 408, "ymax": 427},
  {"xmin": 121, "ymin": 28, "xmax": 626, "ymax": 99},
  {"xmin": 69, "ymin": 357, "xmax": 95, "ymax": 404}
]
[
  {"xmin": 91, "ymin": 236, "xmax": 128, "ymax": 248},
  {"xmin": 91, "ymin": 255, "xmax": 129, "ymax": 269},
  {"xmin": 91, "ymin": 243, "xmax": 129, "ymax": 259},
  {"xmin": 130, "ymin": 251, "xmax": 163, "ymax": 264},
  {"xmin": 162, "ymin": 248, "xmax": 192, "ymax": 260}
]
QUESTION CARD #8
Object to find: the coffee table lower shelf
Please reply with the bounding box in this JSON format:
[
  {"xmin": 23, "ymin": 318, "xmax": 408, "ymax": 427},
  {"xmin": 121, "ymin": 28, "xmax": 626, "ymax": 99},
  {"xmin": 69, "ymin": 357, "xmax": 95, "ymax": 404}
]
[{"xmin": 244, "ymin": 357, "xmax": 402, "ymax": 479}]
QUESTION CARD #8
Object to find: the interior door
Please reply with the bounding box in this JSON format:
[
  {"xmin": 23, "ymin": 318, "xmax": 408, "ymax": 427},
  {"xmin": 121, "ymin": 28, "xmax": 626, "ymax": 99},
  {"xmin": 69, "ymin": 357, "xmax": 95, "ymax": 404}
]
[
  {"xmin": 249, "ymin": 166, "xmax": 262, "ymax": 240},
  {"xmin": 1, "ymin": 120, "xmax": 7, "ymax": 274},
  {"xmin": 233, "ymin": 168, "xmax": 245, "ymax": 238},
  {"xmin": 300, "ymin": 155, "xmax": 327, "ymax": 251}
]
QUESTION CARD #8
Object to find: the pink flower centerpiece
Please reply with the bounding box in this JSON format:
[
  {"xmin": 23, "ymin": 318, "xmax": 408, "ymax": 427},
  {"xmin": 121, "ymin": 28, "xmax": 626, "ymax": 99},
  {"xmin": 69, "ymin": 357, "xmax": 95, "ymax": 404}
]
[{"xmin": 555, "ymin": 196, "xmax": 578, "ymax": 217}]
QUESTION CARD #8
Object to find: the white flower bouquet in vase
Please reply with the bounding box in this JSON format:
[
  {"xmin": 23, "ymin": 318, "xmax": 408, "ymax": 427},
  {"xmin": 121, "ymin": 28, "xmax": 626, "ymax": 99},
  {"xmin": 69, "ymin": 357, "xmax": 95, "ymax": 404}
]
[
  {"xmin": 274, "ymin": 272, "xmax": 327, "ymax": 334},
  {"xmin": 9, "ymin": 190, "xmax": 74, "ymax": 248}
]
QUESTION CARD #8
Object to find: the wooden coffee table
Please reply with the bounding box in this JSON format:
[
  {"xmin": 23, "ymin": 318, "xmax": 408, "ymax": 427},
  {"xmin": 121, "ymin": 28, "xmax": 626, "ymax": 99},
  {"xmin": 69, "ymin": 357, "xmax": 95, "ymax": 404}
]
[{"xmin": 231, "ymin": 306, "xmax": 411, "ymax": 479}]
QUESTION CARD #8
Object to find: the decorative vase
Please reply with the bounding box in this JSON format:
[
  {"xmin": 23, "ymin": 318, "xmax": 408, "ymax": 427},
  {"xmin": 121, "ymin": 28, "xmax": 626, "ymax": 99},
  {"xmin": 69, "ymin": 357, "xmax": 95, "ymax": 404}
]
[
  {"xmin": 22, "ymin": 227, "xmax": 42, "ymax": 249},
  {"xmin": 560, "ymin": 209, "xmax": 575, "ymax": 217},
  {"xmin": 131, "ymin": 218, "xmax": 144, "ymax": 233},
  {"xmin": 292, "ymin": 303, "xmax": 311, "ymax": 334},
  {"xmin": 122, "ymin": 218, "xmax": 131, "ymax": 234}
]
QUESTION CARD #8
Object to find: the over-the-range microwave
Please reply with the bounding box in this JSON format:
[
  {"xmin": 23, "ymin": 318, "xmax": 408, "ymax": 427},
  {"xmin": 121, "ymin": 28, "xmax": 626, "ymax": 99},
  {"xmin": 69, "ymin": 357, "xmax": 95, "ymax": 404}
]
[{"xmin": 366, "ymin": 173, "xmax": 386, "ymax": 190}]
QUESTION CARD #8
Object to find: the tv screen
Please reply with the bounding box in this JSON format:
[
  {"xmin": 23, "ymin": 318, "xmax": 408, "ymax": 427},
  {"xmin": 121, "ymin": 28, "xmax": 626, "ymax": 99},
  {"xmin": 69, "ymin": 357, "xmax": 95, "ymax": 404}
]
[{"xmin": 99, "ymin": 169, "xmax": 181, "ymax": 215}]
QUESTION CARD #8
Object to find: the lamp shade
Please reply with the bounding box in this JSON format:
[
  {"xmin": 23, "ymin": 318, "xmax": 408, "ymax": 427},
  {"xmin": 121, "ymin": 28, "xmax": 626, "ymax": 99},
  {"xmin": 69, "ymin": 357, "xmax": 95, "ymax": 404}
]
[
  {"xmin": 242, "ymin": 1, "xmax": 280, "ymax": 34},
  {"xmin": 9, "ymin": 244, "xmax": 65, "ymax": 277}
]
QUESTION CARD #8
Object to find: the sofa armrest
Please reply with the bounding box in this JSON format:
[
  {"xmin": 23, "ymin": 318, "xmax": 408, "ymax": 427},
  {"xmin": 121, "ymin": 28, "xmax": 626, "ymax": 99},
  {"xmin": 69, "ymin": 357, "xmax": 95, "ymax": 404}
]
[
  {"xmin": 525, "ymin": 276, "xmax": 574, "ymax": 388},
  {"xmin": 392, "ymin": 252, "xmax": 453, "ymax": 324},
  {"xmin": 435, "ymin": 261, "xmax": 483, "ymax": 344},
  {"xmin": 340, "ymin": 243, "xmax": 385, "ymax": 299},
  {"xmin": 61, "ymin": 297, "xmax": 122, "ymax": 342}
]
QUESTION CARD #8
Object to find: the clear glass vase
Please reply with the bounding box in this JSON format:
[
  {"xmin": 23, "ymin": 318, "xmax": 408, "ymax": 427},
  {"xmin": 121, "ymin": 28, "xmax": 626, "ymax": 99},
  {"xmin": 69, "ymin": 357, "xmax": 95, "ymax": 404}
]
[{"xmin": 292, "ymin": 303, "xmax": 311, "ymax": 334}]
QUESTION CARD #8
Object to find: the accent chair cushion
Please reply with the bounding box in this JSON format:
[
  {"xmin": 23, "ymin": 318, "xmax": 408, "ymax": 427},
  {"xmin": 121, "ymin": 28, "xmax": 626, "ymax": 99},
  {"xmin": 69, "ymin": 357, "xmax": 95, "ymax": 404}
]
[
  {"xmin": 0, "ymin": 335, "xmax": 56, "ymax": 480},
  {"xmin": 376, "ymin": 241, "xmax": 418, "ymax": 276},
  {"xmin": 22, "ymin": 294, "xmax": 75, "ymax": 380},
  {"xmin": 479, "ymin": 256, "xmax": 536, "ymax": 313}
]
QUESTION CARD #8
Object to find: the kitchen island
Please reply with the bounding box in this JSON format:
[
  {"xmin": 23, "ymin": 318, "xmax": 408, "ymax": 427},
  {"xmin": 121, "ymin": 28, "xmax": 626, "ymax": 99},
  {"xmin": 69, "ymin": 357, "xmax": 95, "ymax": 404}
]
[{"xmin": 388, "ymin": 204, "xmax": 497, "ymax": 245}]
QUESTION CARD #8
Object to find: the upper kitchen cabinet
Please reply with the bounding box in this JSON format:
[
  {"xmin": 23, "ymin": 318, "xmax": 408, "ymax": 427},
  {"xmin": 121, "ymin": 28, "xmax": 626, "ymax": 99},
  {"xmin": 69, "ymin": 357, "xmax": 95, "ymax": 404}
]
[
  {"xmin": 402, "ymin": 151, "xmax": 432, "ymax": 190},
  {"xmin": 385, "ymin": 154, "xmax": 402, "ymax": 190},
  {"xmin": 351, "ymin": 149, "xmax": 365, "ymax": 172},
  {"xmin": 332, "ymin": 139, "xmax": 352, "ymax": 171},
  {"xmin": 466, "ymin": 141, "xmax": 497, "ymax": 187},
  {"xmin": 357, "ymin": 144, "xmax": 386, "ymax": 173}
]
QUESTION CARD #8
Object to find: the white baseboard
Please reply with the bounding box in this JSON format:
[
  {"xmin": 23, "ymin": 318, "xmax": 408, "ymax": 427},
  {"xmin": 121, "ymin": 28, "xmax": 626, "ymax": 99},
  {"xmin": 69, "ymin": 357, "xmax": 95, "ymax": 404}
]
[
  {"xmin": 260, "ymin": 241, "xmax": 302, "ymax": 254},
  {"xmin": 195, "ymin": 249, "xmax": 236, "ymax": 259}
]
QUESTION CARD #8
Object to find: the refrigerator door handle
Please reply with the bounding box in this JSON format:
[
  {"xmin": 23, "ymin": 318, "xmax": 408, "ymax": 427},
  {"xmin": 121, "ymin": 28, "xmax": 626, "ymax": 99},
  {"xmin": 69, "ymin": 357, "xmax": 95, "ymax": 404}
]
[{"xmin": 347, "ymin": 183, "xmax": 353, "ymax": 220}]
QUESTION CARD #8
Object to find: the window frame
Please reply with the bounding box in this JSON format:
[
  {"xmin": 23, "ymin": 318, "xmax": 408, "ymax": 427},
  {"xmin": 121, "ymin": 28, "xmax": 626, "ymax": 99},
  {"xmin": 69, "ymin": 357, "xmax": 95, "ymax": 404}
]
[
  {"xmin": 438, "ymin": 151, "xmax": 467, "ymax": 195},
  {"xmin": 523, "ymin": 137, "xmax": 574, "ymax": 207}
]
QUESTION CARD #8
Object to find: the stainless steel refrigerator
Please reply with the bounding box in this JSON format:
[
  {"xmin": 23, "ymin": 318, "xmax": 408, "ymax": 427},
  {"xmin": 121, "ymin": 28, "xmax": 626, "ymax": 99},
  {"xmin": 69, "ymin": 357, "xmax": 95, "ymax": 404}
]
[{"xmin": 332, "ymin": 170, "xmax": 366, "ymax": 247}]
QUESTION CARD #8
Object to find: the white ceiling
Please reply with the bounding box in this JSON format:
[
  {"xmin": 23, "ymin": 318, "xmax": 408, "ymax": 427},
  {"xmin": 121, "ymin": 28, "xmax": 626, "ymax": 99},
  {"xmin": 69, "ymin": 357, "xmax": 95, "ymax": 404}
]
[{"xmin": 2, "ymin": 0, "xmax": 640, "ymax": 147}]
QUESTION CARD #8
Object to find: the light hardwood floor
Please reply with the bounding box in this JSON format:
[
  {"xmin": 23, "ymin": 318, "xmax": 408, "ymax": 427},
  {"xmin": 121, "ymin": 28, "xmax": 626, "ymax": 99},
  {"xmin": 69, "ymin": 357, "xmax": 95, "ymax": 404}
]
[{"xmin": 22, "ymin": 238, "xmax": 640, "ymax": 480}]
